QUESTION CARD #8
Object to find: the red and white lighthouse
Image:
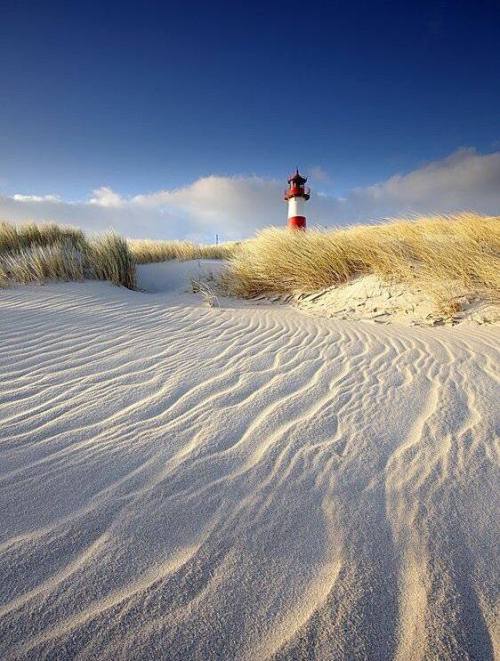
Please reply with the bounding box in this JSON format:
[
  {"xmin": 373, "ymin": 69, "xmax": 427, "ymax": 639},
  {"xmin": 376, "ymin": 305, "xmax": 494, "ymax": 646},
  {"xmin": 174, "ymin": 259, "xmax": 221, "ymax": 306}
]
[{"xmin": 284, "ymin": 169, "xmax": 310, "ymax": 230}]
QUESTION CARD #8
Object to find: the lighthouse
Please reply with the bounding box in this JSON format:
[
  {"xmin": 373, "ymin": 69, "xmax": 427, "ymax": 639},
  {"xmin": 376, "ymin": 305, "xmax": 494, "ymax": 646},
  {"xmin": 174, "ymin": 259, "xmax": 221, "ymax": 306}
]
[{"xmin": 284, "ymin": 169, "xmax": 310, "ymax": 230}]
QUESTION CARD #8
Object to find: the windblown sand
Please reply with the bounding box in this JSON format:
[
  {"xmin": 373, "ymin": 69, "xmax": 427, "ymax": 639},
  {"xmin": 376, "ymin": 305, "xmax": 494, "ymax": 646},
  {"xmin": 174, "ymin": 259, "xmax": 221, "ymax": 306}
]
[
  {"xmin": 293, "ymin": 274, "xmax": 500, "ymax": 327},
  {"xmin": 0, "ymin": 261, "xmax": 498, "ymax": 660}
]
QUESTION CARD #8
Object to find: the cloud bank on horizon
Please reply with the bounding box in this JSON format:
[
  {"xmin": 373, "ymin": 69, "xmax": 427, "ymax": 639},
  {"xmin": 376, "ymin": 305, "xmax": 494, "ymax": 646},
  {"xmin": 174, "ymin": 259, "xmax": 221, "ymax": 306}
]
[{"xmin": 1, "ymin": 148, "xmax": 499, "ymax": 241}]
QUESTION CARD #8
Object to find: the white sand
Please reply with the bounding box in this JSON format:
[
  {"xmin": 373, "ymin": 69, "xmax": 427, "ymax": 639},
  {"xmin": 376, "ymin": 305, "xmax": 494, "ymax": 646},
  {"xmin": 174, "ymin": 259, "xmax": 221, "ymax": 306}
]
[
  {"xmin": 289, "ymin": 275, "xmax": 500, "ymax": 328},
  {"xmin": 0, "ymin": 261, "xmax": 498, "ymax": 660}
]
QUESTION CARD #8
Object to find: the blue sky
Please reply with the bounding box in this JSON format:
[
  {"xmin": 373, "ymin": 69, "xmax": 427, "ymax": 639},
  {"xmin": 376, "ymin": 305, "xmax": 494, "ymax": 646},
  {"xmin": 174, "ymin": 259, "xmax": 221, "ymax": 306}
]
[{"xmin": 1, "ymin": 0, "xmax": 499, "ymax": 239}]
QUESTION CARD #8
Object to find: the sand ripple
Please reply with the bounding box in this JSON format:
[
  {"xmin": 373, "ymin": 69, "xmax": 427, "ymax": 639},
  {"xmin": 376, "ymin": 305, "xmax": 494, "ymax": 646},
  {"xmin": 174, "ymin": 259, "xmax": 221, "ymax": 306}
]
[{"xmin": 0, "ymin": 281, "xmax": 498, "ymax": 660}]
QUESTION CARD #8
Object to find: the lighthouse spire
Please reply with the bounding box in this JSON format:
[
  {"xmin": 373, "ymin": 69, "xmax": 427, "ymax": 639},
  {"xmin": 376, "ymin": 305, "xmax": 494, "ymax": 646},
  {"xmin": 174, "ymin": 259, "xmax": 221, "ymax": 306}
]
[{"xmin": 284, "ymin": 168, "xmax": 310, "ymax": 229}]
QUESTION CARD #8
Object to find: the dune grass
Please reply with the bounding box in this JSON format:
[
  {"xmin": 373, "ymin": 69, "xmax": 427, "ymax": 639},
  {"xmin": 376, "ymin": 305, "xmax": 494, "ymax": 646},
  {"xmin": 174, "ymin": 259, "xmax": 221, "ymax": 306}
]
[
  {"xmin": 221, "ymin": 213, "xmax": 500, "ymax": 313},
  {"xmin": 2, "ymin": 216, "xmax": 499, "ymax": 314},
  {"xmin": 0, "ymin": 222, "xmax": 136, "ymax": 289},
  {"xmin": 86, "ymin": 234, "xmax": 136, "ymax": 289},
  {"xmin": 128, "ymin": 238, "xmax": 236, "ymax": 264},
  {"xmin": 0, "ymin": 222, "xmax": 229, "ymax": 289},
  {"xmin": 0, "ymin": 221, "xmax": 86, "ymax": 254},
  {"xmin": 0, "ymin": 243, "xmax": 85, "ymax": 286}
]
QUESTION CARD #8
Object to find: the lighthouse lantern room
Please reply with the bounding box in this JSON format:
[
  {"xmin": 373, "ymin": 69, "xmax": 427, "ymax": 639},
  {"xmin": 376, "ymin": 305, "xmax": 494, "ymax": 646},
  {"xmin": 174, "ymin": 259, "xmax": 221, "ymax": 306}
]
[{"xmin": 284, "ymin": 169, "xmax": 310, "ymax": 230}]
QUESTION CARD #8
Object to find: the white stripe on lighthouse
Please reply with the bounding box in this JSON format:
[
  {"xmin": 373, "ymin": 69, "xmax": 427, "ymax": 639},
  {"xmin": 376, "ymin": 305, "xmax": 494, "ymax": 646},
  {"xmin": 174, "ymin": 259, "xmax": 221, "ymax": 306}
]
[{"xmin": 287, "ymin": 196, "xmax": 305, "ymax": 218}]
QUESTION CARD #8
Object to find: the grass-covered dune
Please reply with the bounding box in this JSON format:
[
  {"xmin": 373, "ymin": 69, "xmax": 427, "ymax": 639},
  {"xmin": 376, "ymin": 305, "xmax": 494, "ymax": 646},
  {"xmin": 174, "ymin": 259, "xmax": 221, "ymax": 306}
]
[
  {"xmin": 0, "ymin": 222, "xmax": 230, "ymax": 289},
  {"xmin": 128, "ymin": 238, "xmax": 236, "ymax": 264},
  {"xmin": 222, "ymin": 213, "xmax": 500, "ymax": 314},
  {"xmin": 1, "ymin": 214, "xmax": 499, "ymax": 317},
  {"xmin": 0, "ymin": 222, "xmax": 136, "ymax": 289}
]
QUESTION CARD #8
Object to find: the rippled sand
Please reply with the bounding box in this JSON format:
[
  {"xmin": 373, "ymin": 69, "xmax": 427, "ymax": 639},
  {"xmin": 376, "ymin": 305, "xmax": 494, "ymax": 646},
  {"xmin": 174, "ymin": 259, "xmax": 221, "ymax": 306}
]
[{"xmin": 0, "ymin": 264, "xmax": 498, "ymax": 660}]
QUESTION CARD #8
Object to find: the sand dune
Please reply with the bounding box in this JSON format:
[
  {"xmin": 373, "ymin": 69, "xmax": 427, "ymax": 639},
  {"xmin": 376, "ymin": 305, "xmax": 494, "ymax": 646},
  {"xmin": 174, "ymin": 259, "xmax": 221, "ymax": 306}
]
[{"xmin": 0, "ymin": 262, "xmax": 498, "ymax": 660}]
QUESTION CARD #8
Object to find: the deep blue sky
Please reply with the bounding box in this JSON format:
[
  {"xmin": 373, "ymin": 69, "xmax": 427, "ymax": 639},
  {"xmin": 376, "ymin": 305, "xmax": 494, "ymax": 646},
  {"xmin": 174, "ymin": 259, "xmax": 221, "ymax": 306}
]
[{"xmin": 1, "ymin": 0, "xmax": 499, "ymax": 199}]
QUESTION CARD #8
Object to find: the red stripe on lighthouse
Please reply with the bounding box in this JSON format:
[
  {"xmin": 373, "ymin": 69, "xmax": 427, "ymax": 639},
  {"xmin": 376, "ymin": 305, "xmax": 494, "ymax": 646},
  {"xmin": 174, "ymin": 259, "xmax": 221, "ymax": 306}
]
[{"xmin": 287, "ymin": 216, "xmax": 306, "ymax": 230}]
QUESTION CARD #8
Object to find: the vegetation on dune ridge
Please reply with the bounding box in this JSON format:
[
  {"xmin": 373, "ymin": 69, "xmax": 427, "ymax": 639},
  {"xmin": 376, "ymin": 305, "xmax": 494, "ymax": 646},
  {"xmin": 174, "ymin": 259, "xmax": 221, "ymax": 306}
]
[
  {"xmin": 87, "ymin": 234, "xmax": 136, "ymax": 289},
  {"xmin": 221, "ymin": 213, "xmax": 500, "ymax": 314},
  {"xmin": 128, "ymin": 238, "xmax": 236, "ymax": 263},
  {"xmin": 1, "ymin": 215, "xmax": 499, "ymax": 316},
  {"xmin": 0, "ymin": 221, "xmax": 86, "ymax": 254},
  {"xmin": 0, "ymin": 221, "xmax": 230, "ymax": 289},
  {"xmin": 0, "ymin": 222, "xmax": 135, "ymax": 289}
]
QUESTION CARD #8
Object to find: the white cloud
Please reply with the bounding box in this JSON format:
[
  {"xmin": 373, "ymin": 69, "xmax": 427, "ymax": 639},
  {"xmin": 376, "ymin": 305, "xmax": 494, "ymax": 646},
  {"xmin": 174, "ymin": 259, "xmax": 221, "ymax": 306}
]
[
  {"xmin": 12, "ymin": 194, "xmax": 61, "ymax": 203},
  {"xmin": 346, "ymin": 148, "xmax": 500, "ymax": 219},
  {"xmin": 130, "ymin": 176, "xmax": 285, "ymax": 233},
  {"xmin": 1, "ymin": 148, "xmax": 499, "ymax": 241},
  {"xmin": 89, "ymin": 187, "xmax": 124, "ymax": 208}
]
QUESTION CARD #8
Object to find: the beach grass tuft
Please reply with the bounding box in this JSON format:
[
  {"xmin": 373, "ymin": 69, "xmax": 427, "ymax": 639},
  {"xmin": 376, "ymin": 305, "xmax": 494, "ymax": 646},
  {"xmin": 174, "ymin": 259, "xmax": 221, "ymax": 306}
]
[{"xmin": 221, "ymin": 213, "xmax": 500, "ymax": 311}]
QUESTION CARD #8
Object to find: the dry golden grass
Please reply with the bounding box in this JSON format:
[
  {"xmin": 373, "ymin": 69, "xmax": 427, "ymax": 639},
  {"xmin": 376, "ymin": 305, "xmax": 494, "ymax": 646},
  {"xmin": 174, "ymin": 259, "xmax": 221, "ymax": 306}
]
[
  {"xmin": 0, "ymin": 243, "xmax": 85, "ymax": 285},
  {"xmin": 3, "ymin": 216, "xmax": 498, "ymax": 313},
  {"xmin": 0, "ymin": 221, "xmax": 85, "ymax": 253},
  {"xmin": 0, "ymin": 221, "xmax": 233, "ymax": 290},
  {"xmin": 0, "ymin": 222, "xmax": 136, "ymax": 289},
  {"xmin": 221, "ymin": 213, "xmax": 500, "ymax": 312},
  {"xmin": 87, "ymin": 234, "xmax": 136, "ymax": 289},
  {"xmin": 128, "ymin": 239, "xmax": 236, "ymax": 264}
]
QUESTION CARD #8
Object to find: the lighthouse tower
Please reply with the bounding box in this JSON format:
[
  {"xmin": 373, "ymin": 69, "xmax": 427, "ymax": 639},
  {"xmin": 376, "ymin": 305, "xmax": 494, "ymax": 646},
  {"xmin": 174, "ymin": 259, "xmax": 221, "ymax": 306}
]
[{"xmin": 284, "ymin": 169, "xmax": 310, "ymax": 230}]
